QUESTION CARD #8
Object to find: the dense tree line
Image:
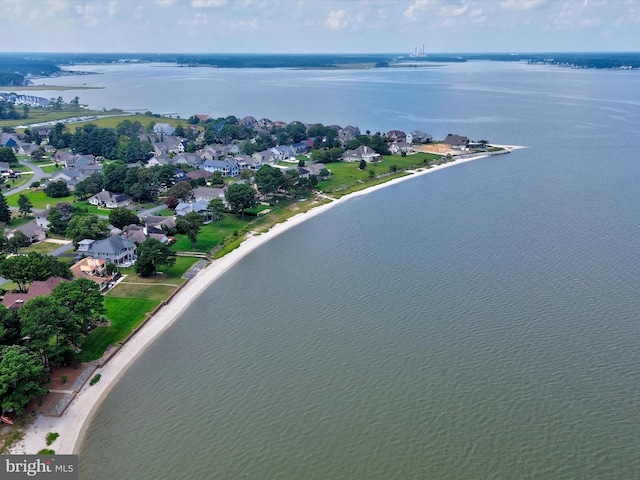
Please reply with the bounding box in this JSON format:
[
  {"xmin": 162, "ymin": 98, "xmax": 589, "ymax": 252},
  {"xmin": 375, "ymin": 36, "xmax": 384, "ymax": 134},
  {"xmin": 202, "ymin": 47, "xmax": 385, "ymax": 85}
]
[{"xmin": 0, "ymin": 268, "xmax": 105, "ymax": 413}]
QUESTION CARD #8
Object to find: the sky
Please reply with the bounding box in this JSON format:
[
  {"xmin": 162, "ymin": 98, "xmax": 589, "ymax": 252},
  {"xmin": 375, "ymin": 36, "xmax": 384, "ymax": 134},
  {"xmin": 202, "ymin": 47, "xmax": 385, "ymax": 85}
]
[{"xmin": 2, "ymin": 0, "xmax": 640, "ymax": 54}]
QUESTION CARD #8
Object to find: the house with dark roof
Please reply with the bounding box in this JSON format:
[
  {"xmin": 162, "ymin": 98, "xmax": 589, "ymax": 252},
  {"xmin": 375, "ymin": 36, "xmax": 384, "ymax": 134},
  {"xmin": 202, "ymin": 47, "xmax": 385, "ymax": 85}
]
[
  {"xmin": 79, "ymin": 237, "xmax": 137, "ymax": 266},
  {"xmin": 2, "ymin": 277, "xmax": 68, "ymax": 309},
  {"xmin": 443, "ymin": 134, "xmax": 470, "ymax": 150},
  {"xmin": 88, "ymin": 190, "xmax": 133, "ymax": 209}
]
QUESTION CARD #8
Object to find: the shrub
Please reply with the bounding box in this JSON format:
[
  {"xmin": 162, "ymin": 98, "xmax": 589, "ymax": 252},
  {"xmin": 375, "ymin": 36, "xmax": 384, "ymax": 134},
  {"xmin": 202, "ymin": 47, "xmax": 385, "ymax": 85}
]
[
  {"xmin": 60, "ymin": 375, "xmax": 67, "ymax": 384},
  {"xmin": 89, "ymin": 374, "xmax": 101, "ymax": 386},
  {"xmin": 38, "ymin": 449, "xmax": 55, "ymax": 454},
  {"xmin": 45, "ymin": 432, "xmax": 59, "ymax": 446}
]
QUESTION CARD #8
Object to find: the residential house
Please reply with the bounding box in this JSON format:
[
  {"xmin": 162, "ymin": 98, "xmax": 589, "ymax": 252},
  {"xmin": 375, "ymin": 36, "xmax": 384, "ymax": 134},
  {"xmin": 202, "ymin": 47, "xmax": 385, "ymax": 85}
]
[
  {"xmin": 0, "ymin": 133, "xmax": 18, "ymax": 149},
  {"xmin": 202, "ymin": 144, "xmax": 239, "ymax": 160},
  {"xmin": 193, "ymin": 186, "xmax": 228, "ymax": 206},
  {"xmin": 270, "ymin": 145, "xmax": 296, "ymax": 161},
  {"xmin": 122, "ymin": 224, "xmax": 169, "ymax": 245},
  {"xmin": 17, "ymin": 143, "xmax": 38, "ymax": 156},
  {"xmin": 146, "ymin": 154, "xmax": 173, "ymax": 168},
  {"xmin": 342, "ymin": 145, "xmax": 381, "ymax": 163},
  {"xmin": 70, "ymin": 256, "xmax": 113, "ymax": 291},
  {"xmin": 145, "ymin": 215, "xmax": 176, "ymax": 232},
  {"xmin": 174, "ymin": 153, "xmax": 204, "ymax": 168},
  {"xmin": 232, "ymin": 154, "xmax": 261, "ymax": 171},
  {"xmin": 240, "ymin": 116, "xmax": 258, "ymax": 128},
  {"xmin": 49, "ymin": 168, "xmax": 86, "ymax": 191},
  {"xmin": 2, "ymin": 277, "xmax": 68, "ymax": 309},
  {"xmin": 386, "ymin": 130, "xmax": 407, "ymax": 142},
  {"xmin": 338, "ymin": 125, "xmax": 361, "ymax": 145},
  {"xmin": 443, "ymin": 134, "xmax": 470, "ymax": 150},
  {"xmin": 291, "ymin": 141, "xmax": 310, "ymax": 155},
  {"xmin": 175, "ymin": 200, "xmax": 210, "ymax": 218},
  {"xmin": 186, "ymin": 170, "xmax": 212, "ymax": 182},
  {"xmin": 79, "ymin": 237, "xmax": 137, "ymax": 266},
  {"xmin": 0, "ymin": 162, "xmax": 11, "ymax": 175},
  {"xmin": 201, "ymin": 158, "xmax": 240, "ymax": 177},
  {"xmin": 389, "ymin": 142, "xmax": 414, "ymax": 154},
  {"xmin": 306, "ymin": 162, "xmax": 327, "ymax": 177},
  {"xmin": 35, "ymin": 209, "xmax": 51, "ymax": 230},
  {"xmin": 406, "ymin": 130, "xmax": 433, "ymax": 144},
  {"xmin": 88, "ymin": 190, "xmax": 133, "ymax": 209},
  {"xmin": 252, "ymin": 149, "xmax": 276, "ymax": 165},
  {"xmin": 153, "ymin": 123, "xmax": 175, "ymax": 135},
  {"xmin": 64, "ymin": 154, "xmax": 97, "ymax": 169},
  {"xmin": 195, "ymin": 114, "xmax": 210, "ymax": 123},
  {"xmin": 7, "ymin": 220, "xmax": 47, "ymax": 243}
]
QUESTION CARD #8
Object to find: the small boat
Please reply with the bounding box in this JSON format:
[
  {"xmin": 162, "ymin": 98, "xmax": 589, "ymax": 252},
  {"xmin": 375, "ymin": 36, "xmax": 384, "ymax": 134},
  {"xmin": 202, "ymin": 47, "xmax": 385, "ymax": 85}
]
[{"xmin": 1, "ymin": 415, "xmax": 14, "ymax": 425}]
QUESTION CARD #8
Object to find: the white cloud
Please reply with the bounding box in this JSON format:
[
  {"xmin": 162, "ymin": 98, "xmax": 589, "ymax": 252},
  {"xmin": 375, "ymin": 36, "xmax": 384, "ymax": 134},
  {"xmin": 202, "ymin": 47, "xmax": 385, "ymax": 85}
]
[
  {"xmin": 325, "ymin": 9, "xmax": 348, "ymax": 30},
  {"xmin": 500, "ymin": 0, "xmax": 548, "ymax": 10},
  {"xmin": 404, "ymin": 0, "xmax": 433, "ymax": 21},
  {"xmin": 191, "ymin": 0, "xmax": 227, "ymax": 8}
]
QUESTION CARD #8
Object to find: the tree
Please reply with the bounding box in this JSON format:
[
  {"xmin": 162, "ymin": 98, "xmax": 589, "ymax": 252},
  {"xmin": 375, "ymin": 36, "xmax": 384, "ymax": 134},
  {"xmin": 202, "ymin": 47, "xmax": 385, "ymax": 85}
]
[
  {"xmin": 0, "ymin": 252, "xmax": 71, "ymax": 293},
  {"xmin": 359, "ymin": 159, "xmax": 367, "ymax": 170},
  {"xmin": 165, "ymin": 196, "xmax": 179, "ymax": 210},
  {"xmin": 166, "ymin": 181, "xmax": 193, "ymax": 201},
  {"xmin": 176, "ymin": 212, "xmax": 204, "ymax": 248},
  {"xmin": 208, "ymin": 198, "xmax": 225, "ymax": 221},
  {"xmin": 19, "ymin": 296, "xmax": 79, "ymax": 368},
  {"xmin": 226, "ymin": 183, "xmax": 257, "ymax": 216},
  {"xmin": 0, "ymin": 345, "xmax": 47, "ymax": 415},
  {"xmin": 173, "ymin": 124, "xmax": 185, "ymax": 137},
  {"xmin": 17, "ymin": 194, "xmax": 33, "ymax": 217},
  {"xmin": 135, "ymin": 238, "xmax": 176, "ymax": 277},
  {"xmin": 0, "ymin": 192, "xmax": 10, "ymax": 224},
  {"xmin": 255, "ymin": 165, "xmax": 285, "ymax": 197},
  {"xmin": 108, "ymin": 208, "xmax": 139, "ymax": 230},
  {"xmin": 44, "ymin": 180, "xmax": 70, "ymax": 198},
  {"xmin": 74, "ymin": 172, "xmax": 104, "ymax": 199},
  {"xmin": 66, "ymin": 214, "xmax": 111, "ymax": 247},
  {"xmin": 51, "ymin": 278, "xmax": 105, "ymax": 334},
  {"xmin": 0, "ymin": 147, "xmax": 18, "ymax": 166}
]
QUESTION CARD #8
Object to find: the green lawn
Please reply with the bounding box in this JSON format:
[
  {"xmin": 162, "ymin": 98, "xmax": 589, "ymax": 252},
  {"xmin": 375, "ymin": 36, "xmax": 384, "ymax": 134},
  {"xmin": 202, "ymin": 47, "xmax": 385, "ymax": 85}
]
[
  {"xmin": 171, "ymin": 215, "xmax": 253, "ymax": 252},
  {"xmin": 317, "ymin": 153, "xmax": 441, "ymax": 193},
  {"xmin": 79, "ymin": 296, "xmax": 159, "ymax": 362},
  {"xmin": 20, "ymin": 241, "xmax": 61, "ymax": 255},
  {"xmin": 7, "ymin": 189, "xmax": 74, "ymax": 209},
  {"xmin": 39, "ymin": 165, "xmax": 59, "ymax": 175}
]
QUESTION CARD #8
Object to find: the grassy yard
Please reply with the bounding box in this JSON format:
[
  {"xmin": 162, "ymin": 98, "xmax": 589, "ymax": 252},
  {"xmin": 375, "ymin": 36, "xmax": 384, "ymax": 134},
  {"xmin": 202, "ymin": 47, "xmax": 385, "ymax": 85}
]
[
  {"xmin": 7, "ymin": 189, "xmax": 74, "ymax": 209},
  {"xmin": 76, "ymin": 257, "xmax": 198, "ymax": 362},
  {"xmin": 317, "ymin": 153, "xmax": 441, "ymax": 193},
  {"xmin": 0, "ymin": 107, "xmax": 111, "ymax": 130},
  {"xmin": 19, "ymin": 241, "xmax": 61, "ymax": 255},
  {"xmin": 79, "ymin": 296, "xmax": 160, "ymax": 362},
  {"xmin": 70, "ymin": 114, "xmax": 191, "ymax": 131},
  {"xmin": 171, "ymin": 215, "xmax": 253, "ymax": 252}
]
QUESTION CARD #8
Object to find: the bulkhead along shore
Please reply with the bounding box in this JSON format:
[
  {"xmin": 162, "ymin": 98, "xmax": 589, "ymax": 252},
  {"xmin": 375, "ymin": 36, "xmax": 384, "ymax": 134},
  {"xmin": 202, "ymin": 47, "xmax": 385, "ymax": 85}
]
[{"xmin": 8, "ymin": 144, "xmax": 521, "ymax": 456}]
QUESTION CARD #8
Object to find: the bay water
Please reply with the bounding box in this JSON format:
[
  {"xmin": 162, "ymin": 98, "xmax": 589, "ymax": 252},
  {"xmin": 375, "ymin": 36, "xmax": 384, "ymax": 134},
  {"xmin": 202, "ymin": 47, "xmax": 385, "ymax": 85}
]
[{"xmin": 46, "ymin": 61, "xmax": 640, "ymax": 478}]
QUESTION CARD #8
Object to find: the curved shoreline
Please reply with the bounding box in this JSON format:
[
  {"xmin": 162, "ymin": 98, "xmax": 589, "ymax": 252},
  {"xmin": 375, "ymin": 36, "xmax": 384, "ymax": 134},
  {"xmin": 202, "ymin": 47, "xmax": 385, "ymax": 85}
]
[{"xmin": 10, "ymin": 146, "xmax": 522, "ymax": 456}]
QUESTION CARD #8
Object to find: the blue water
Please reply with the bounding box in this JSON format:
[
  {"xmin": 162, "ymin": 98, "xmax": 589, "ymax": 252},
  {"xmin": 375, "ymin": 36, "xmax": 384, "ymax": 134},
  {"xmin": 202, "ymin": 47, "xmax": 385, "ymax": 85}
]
[{"xmin": 66, "ymin": 61, "xmax": 640, "ymax": 479}]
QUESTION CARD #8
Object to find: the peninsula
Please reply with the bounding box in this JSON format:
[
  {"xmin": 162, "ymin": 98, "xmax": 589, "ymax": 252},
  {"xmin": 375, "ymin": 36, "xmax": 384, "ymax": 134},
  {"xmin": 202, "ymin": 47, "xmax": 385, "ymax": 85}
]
[{"xmin": 0, "ymin": 106, "xmax": 519, "ymax": 455}]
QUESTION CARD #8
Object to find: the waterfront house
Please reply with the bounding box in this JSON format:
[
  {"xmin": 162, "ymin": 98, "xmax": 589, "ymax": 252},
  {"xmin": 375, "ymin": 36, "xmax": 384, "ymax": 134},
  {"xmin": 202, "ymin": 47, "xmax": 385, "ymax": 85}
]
[
  {"xmin": 79, "ymin": 237, "xmax": 137, "ymax": 267},
  {"xmin": 406, "ymin": 131, "xmax": 433, "ymax": 144},
  {"xmin": 386, "ymin": 130, "xmax": 407, "ymax": 142},
  {"xmin": 342, "ymin": 145, "xmax": 381, "ymax": 163},
  {"xmin": 389, "ymin": 142, "xmax": 414, "ymax": 154},
  {"xmin": 2, "ymin": 277, "xmax": 68, "ymax": 309},
  {"xmin": 70, "ymin": 256, "xmax": 113, "ymax": 291},
  {"xmin": 193, "ymin": 186, "xmax": 228, "ymax": 206},
  {"xmin": 175, "ymin": 200, "xmax": 211, "ymax": 219},
  {"xmin": 201, "ymin": 158, "xmax": 240, "ymax": 177},
  {"xmin": 443, "ymin": 134, "xmax": 470, "ymax": 150}
]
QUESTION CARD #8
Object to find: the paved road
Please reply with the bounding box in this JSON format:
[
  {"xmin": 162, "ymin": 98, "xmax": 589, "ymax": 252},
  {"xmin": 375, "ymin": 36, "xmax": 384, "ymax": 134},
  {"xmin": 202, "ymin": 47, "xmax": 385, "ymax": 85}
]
[{"xmin": 6, "ymin": 160, "xmax": 48, "ymax": 197}]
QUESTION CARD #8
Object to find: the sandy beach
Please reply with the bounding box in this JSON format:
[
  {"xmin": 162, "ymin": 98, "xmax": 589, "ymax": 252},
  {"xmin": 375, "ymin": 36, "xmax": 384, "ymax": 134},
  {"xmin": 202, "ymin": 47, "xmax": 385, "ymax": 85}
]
[{"xmin": 9, "ymin": 146, "xmax": 521, "ymax": 456}]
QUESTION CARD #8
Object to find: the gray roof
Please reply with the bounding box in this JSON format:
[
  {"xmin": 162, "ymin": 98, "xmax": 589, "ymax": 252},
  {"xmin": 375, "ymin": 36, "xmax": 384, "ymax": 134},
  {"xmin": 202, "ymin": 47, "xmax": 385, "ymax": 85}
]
[{"xmin": 84, "ymin": 236, "xmax": 136, "ymax": 256}]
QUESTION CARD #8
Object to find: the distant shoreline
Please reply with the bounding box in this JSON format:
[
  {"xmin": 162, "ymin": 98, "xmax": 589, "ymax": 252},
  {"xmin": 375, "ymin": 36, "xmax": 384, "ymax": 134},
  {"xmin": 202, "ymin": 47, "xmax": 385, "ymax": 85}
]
[
  {"xmin": 10, "ymin": 145, "xmax": 523, "ymax": 456},
  {"xmin": 0, "ymin": 85, "xmax": 104, "ymax": 92}
]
